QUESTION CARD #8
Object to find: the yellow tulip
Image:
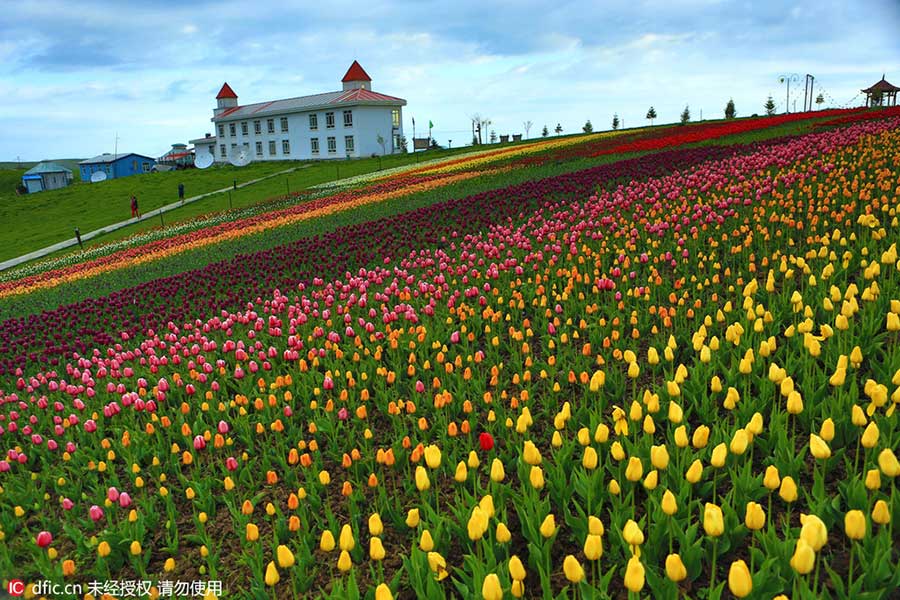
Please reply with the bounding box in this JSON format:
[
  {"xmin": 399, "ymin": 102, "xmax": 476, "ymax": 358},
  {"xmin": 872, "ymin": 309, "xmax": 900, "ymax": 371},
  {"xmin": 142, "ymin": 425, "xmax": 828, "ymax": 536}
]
[
  {"xmin": 878, "ymin": 448, "xmax": 900, "ymax": 477},
  {"xmin": 406, "ymin": 508, "xmax": 420, "ymax": 528},
  {"xmin": 686, "ymin": 459, "xmax": 703, "ymax": 484},
  {"xmin": 369, "ymin": 536, "xmax": 386, "ymax": 561},
  {"xmin": 730, "ymin": 429, "xmax": 749, "ymax": 455},
  {"xmin": 643, "ymin": 469, "xmax": 659, "ymax": 490},
  {"xmin": 584, "ymin": 534, "xmax": 603, "ymax": 560},
  {"xmin": 265, "ymin": 561, "xmax": 280, "ymax": 586},
  {"xmin": 711, "ymin": 443, "xmax": 728, "ymax": 468},
  {"xmin": 583, "ymin": 447, "xmax": 599, "ymax": 470},
  {"xmin": 624, "ymin": 555, "xmax": 645, "ymax": 592},
  {"xmin": 665, "ymin": 553, "xmax": 687, "ymax": 582},
  {"xmin": 611, "ymin": 441, "xmax": 626, "ymax": 461},
  {"xmin": 419, "ymin": 529, "xmax": 434, "ymax": 552},
  {"xmin": 692, "ymin": 425, "xmax": 710, "ymax": 448},
  {"xmin": 609, "ymin": 479, "xmax": 621, "ymax": 495},
  {"xmin": 674, "ymin": 425, "xmax": 689, "ymax": 448},
  {"xmin": 98, "ymin": 541, "xmax": 111, "ymax": 557},
  {"xmin": 728, "ymin": 560, "xmax": 752, "ymax": 598},
  {"xmin": 339, "ymin": 524, "xmax": 355, "ymax": 551},
  {"xmin": 337, "ymin": 550, "xmax": 352, "ymax": 572},
  {"xmin": 467, "ymin": 507, "xmax": 488, "ymax": 541},
  {"xmin": 747, "ymin": 412, "xmax": 764, "ymax": 435},
  {"xmin": 490, "ymin": 458, "xmax": 505, "ymax": 482},
  {"xmin": 625, "ymin": 456, "xmax": 643, "ymax": 482},
  {"xmin": 819, "ymin": 418, "xmax": 835, "ymax": 442},
  {"xmin": 496, "ymin": 522, "xmax": 512, "ymax": 543},
  {"xmin": 523, "ymin": 440, "xmax": 542, "ymax": 465},
  {"xmin": 650, "ymin": 445, "xmax": 670, "ymax": 470},
  {"xmin": 661, "ymin": 489, "xmax": 678, "ymax": 515},
  {"xmin": 851, "ymin": 404, "xmax": 867, "ymax": 426},
  {"xmin": 872, "ymin": 500, "xmax": 891, "ymax": 524},
  {"xmin": 245, "ymin": 523, "xmax": 259, "ymax": 542},
  {"xmin": 763, "ymin": 465, "xmax": 781, "ymax": 491},
  {"xmin": 703, "ymin": 503, "xmax": 724, "ymax": 537},
  {"xmin": 844, "ymin": 510, "xmax": 866, "ymax": 540},
  {"xmin": 861, "ymin": 422, "xmax": 879, "ymax": 448},
  {"xmin": 129, "ymin": 540, "xmax": 142, "ymax": 555},
  {"xmin": 540, "ymin": 514, "xmax": 556, "ymax": 538},
  {"xmin": 530, "ymin": 466, "xmax": 545, "ymax": 490},
  {"xmin": 276, "ymin": 544, "xmax": 295, "ymax": 568},
  {"xmin": 799, "ymin": 514, "xmax": 828, "ymax": 551},
  {"xmin": 454, "ymin": 461, "xmax": 468, "ymax": 482},
  {"xmin": 779, "ymin": 476, "xmax": 798, "ymax": 502},
  {"xmin": 622, "ymin": 519, "xmax": 645, "ymax": 546},
  {"xmin": 509, "ymin": 555, "xmax": 527, "ymax": 580},
  {"xmin": 482, "ymin": 573, "xmax": 502, "ymax": 600},
  {"xmin": 865, "ymin": 468, "xmax": 881, "ymax": 490},
  {"xmin": 589, "ymin": 370, "xmax": 605, "ymax": 391},
  {"xmin": 415, "ymin": 466, "xmax": 430, "ymax": 491},
  {"xmin": 786, "ymin": 390, "xmax": 804, "ymax": 414},
  {"xmin": 668, "ymin": 400, "xmax": 683, "ymax": 423},
  {"xmin": 164, "ymin": 558, "xmax": 176, "ymax": 572},
  {"xmin": 320, "ymin": 530, "xmax": 336, "ymax": 552},
  {"xmin": 375, "ymin": 583, "xmax": 393, "ymax": 600},
  {"xmin": 745, "ymin": 502, "xmax": 765, "ymax": 530},
  {"xmin": 467, "ymin": 450, "xmax": 480, "ymax": 469},
  {"xmin": 790, "ymin": 538, "xmax": 815, "ymax": 574},
  {"xmin": 588, "ymin": 516, "xmax": 604, "ymax": 536},
  {"xmin": 809, "ymin": 434, "xmax": 831, "ymax": 460},
  {"xmin": 563, "ymin": 555, "xmax": 584, "ymax": 583},
  {"xmin": 369, "ymin": 513, "xmax": 384, "ymax": 536},
  {"xmin": 424, "ymin": 445, "xmax": 442, "ymax": 469},
  {"xmin": 427, "ymin": 551, "xmax": 448, "ymax": 580}
]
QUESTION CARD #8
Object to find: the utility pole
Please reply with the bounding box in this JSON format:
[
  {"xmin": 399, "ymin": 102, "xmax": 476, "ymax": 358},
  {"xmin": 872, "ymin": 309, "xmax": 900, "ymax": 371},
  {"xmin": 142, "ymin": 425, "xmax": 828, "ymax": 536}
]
[
  {"xmin": 779, "ymin": 74, "xmax": 800, "ymax": 114},
  {"xmin": 803, "ymin": 74, "xmax": 815, "ymax": 112}
]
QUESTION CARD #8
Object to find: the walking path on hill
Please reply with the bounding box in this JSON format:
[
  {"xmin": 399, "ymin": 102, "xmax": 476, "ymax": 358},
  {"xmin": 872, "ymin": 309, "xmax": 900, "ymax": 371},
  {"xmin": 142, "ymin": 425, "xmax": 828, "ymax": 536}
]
[{"xmin": 0, "ymin": 165, "xmax": 309, "ymax": 272}]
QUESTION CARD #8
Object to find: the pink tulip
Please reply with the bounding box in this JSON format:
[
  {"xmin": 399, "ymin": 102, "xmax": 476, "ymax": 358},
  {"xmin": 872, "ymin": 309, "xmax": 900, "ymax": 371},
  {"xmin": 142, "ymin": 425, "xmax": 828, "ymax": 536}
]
[
  {"xmin": 107, "ymin": 487, "xmax": 119, "ymax": 502},
  {"xmin": 62, "ymin": 498, "xmax": 74, "ymax": 511},
  {"xmin": 217, "ymin": 420, "xmax": 229, "ymax": 434},
  {"xmin": 118, "ymin": 492, "xmax": 132, "ymax": 508},
  {"xmin": 36, "ymin": 531, "xmax": 52, "ymax": 547},
  {"xmin": 89, "ymin": 505, "xmax": 104, "ymax": 522},
  {"xmin": 225, "ymin": 456, "xmax": 238, "ymax": 471},
  {"xmin": 193, "ymin": 435, "xmax": 206, "ymax": 450}
]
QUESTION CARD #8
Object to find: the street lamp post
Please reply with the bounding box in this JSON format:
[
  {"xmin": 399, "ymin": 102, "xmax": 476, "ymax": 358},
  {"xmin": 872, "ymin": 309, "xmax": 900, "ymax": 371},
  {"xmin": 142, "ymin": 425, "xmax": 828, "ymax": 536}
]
[{"xmin": 779, "ymin": 74, "xmax": 800, "ymax": 114}]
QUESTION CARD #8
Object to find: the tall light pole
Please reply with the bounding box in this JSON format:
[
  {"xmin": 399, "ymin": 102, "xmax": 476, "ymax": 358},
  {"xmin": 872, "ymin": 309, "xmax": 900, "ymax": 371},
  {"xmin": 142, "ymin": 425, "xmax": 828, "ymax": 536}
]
[{"xmin": 779, "ymin": 74, "xmax": 800, "ymax": 113}]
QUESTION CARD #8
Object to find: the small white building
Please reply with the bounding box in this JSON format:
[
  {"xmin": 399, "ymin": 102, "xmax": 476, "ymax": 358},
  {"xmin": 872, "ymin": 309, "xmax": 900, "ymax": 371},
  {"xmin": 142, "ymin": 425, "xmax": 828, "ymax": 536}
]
[{"xmin": 209, "ymin": 61, "xmax": 406, "ymax": 162}]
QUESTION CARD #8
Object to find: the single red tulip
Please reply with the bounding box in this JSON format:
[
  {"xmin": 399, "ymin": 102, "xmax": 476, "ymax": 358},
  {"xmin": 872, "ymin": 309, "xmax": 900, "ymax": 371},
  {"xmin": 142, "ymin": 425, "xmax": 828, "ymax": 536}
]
[{"xmin": 479, "ymin": 432, "xmax": 494, "ymax": 451}]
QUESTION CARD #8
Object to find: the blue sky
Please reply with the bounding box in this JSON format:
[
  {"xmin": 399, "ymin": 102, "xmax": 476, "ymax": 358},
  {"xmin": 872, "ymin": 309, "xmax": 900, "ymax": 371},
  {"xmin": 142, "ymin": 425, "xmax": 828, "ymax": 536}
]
[{"xmin": 2, "ymin": 0, "xmax": 899, "ymax": 161}]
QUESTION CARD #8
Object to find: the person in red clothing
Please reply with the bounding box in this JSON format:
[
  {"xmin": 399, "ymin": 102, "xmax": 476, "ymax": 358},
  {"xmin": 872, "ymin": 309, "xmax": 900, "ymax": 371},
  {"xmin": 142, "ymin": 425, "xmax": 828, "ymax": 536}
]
[{"xmin": 130, "ymin": 195, "xmax": 140, "ymax": 218}]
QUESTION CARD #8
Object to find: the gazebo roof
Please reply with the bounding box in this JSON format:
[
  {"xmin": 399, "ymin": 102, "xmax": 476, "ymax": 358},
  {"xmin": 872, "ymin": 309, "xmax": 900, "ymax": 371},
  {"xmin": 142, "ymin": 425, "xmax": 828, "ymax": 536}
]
[{"xmin": 862, "ymin": 75, "xmax": 900, "ymax": 93}]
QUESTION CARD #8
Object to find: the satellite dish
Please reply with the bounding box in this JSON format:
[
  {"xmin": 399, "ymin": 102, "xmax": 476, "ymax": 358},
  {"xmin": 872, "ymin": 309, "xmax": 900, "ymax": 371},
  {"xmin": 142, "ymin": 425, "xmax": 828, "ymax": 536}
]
[
  {"xmin": 195, "ymin": 152, "xmax": 214, "ymax": 169},
  {"xmin": 90, "ymin": 171, "xmax": 108, "ymax": 183},
  {"xmin": 229, "ymin": 146, "xmax": 253, "ymax": 167}
]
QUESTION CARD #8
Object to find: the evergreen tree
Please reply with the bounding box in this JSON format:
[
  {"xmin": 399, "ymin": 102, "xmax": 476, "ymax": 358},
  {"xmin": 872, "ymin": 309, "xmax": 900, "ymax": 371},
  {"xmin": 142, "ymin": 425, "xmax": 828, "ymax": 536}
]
[
  {"xmin": 541, "ymin": 125, "xmax": 549, "ymax": 137},
  {"xmin": 680, "ymin": 105, "xmax": 691, "ymax": 125},
  {"xmin": 815, "ymin": 93, "xmax": 824, "ymax": 109},
  {"xmin": 489, "ymin": 130, "xmax": 497, "ymax": 144},
  {"xmin": 764, "ymin": 96, "xmax": 776, "ymax": 116},
  {"xmin": 611, "ymin": 114, "xmax": 620, "ymax": 130},
  {"xmin": 554, "ymin": 123, "xmax": 563, "ymax": 136},
  {"xmin": 646, "ymin": 106, "xmax": 657, "ymax": 125},
  {"xmin": 583, "ymin": 119, "xmax": 593, "ymax": 133},
  {"xmin": 725, "ymin": 98, "xmax": 736, "ymax": 119}
]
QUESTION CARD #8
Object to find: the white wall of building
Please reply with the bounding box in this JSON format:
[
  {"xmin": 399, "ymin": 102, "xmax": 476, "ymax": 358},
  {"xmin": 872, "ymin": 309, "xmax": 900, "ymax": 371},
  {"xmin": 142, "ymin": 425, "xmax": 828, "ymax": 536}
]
[{"xmin": 213, "ymin": 105, "xmax": 403, "ymax": 162}]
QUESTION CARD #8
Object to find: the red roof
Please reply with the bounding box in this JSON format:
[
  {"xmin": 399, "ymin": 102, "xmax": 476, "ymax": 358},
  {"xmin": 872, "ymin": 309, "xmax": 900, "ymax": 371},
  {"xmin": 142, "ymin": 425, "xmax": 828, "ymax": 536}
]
[
  {"xmin": 862, "ymin": 76, "xmax": 900, "ymax": 93},
  {"xmin": 334, "ymin": 88, "xmax": 403, "ymax": 103},
  {"xmin": 216, "ymin": 82, "xmax": 238, "ymax": 99},
  {"xmin": 342, "ymin": 61, "xmax": 372, "ymax": 82}
]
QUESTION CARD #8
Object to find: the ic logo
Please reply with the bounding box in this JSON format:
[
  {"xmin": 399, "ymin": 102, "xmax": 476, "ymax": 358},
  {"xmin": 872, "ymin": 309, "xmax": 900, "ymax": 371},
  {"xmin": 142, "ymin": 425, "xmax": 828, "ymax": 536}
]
[{"xmin": 7, "ymin": 579, "xmax": 26, "ymax": 596}]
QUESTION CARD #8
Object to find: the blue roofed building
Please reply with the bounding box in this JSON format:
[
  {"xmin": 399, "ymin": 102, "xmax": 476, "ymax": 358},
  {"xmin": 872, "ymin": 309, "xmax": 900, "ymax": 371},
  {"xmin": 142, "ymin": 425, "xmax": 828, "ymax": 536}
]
[
  {"xmin": 79, "ymin": 153, "xmax": 156, "ymax": 182},
  {"xmin": 21, "ymin": 162, "xmax": 73, "ymax": 193}
]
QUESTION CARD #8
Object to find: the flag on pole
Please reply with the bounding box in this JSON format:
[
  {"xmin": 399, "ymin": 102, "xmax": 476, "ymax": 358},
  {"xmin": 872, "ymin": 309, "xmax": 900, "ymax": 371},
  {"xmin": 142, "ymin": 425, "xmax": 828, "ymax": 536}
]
[
  {"xmin": 428, "ymin": 120, "xmax": 433, "ymax": 129},
  {"xmin": 412, "ymin": 117, "xmax": 415, "ymax": 127}
]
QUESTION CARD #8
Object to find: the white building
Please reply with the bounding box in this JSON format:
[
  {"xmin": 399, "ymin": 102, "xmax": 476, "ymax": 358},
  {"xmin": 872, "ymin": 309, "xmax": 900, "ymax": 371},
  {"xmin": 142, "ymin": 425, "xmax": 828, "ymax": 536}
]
[{"xmin": 207, "ymin": 61, "xmax": 405, "ymax": 163}]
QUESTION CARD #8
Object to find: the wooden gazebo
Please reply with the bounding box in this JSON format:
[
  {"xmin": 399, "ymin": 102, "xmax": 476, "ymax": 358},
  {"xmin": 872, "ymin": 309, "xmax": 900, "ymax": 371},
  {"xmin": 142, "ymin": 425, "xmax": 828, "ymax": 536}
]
[{"xmin": 862, "ymin": 75, "xmax": 899, "ymax": 107}]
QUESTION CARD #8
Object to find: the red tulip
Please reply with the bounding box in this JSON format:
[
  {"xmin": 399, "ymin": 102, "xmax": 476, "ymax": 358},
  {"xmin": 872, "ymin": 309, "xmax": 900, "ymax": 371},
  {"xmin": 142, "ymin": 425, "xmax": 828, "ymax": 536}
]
[
  {"xmin": 479, "ymin": 432, "xmax": 495, "ymax": 451},
  {"xmin": 36, "ymin": 531, "xmax": 52, "ymax": 547},
  {"xmin": 193, "ymin": 435, "xmax": 206, "ymax": 450}
]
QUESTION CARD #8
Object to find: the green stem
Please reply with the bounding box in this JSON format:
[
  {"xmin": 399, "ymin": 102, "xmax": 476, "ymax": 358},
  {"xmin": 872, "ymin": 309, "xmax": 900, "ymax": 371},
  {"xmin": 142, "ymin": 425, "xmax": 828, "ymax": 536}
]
[
  {"xmin": 710, "ymin": 537, "xmax": 719, "ymax": 590},
  {"xmin": 848, "ymin": 543, "xmax": 854, "ymax": 584}
]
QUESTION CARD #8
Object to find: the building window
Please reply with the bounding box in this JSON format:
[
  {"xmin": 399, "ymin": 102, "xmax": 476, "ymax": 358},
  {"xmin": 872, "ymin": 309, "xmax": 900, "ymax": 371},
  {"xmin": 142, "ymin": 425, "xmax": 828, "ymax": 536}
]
[
  {"xmin": 241, "ymin": 121, "xmax": 248, "ymax": 136},
  {"xmin": 255, "ymin": 141, "xmax": 263, "ymax": 156},
  {"xmin": 311, "ymin": 138, "xmax": 319, "ymax": 154},
  {"xmin": 268, "ymin": 141, "xmax": 276, "ymax": 156},
  {"xmin": 393, "ymin": 134, "xmax": 401, "ymax": 151},
  {"xmin": 242, "ymin": 142, "xmax": 250, "ymax": 154},
  {"xmin": 282, "ymin": 140, "xmax": 291, "ymax": 155},
  {"xmin": 309, "ymin": 114, "xmax": 318, "ymax": 130},
  {"xmin": 280, "ymin": 117, "xmax": 289, "ymax": 132},
  {"xmin": 132, "ymin": 160, "xmax": 137, "ymax": 170},
  {"xmin": 229, "ymin": 123, "xmax": 236, "ymax": 136},
  {"xmin": 327, "ymin": 136, "xmax": 336, "ymax": 153},
  {"xmin": 220, "ymin": 144, "xmax": 227, "ymax": 158},
  {"xmin": 344, "ymin": 135, "xmax": 354, "ymax": 153},
  {"xmin": 231, "ymin": 143, "xmax": 237, "ymax": 156},
  {"xmin": 142, "ymin": 162, "xmax": 150, "ymax": 172},
  {"xmin": 392, "ymin": 109, "xmax": 400, "ymax": 128},
  {"xmin": 267, "ymin": 119, "xmax": 275, "ymax": 133},
  {"xmin": 254, "ymin": 120, "xmax": 261, "ymax": 134},
  {"xmin": 326, "ymin": 112, "xmax": 335, "ymax": 128},
  {"xmin": 343, "ymin": 110, "xmax": 353, "ymax": 127},
  {"xmin": 218, "ymin": 124, "xmax": 225, "ymax": 137}
]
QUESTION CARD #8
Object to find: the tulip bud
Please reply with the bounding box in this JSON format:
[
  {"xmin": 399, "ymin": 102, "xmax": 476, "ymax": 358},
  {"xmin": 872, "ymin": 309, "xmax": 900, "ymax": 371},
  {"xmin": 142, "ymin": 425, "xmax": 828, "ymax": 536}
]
[
  {"xmin": 686, "ymin": 459, "xmax": 703, "ymax": 484},
  {"xmin": 779, "ymin": 476, "xmax": 798, "ymax": 502},
  {"xmin": 872, "ymin": 499, "xmax": 891, "ymax": 524},
  {"xmin": 861, "ymin": 422, "xmax": 879, "ymax": 448},
  {"xmin": 584, "ymin": 534, "xmax": 603, "ymax": 560},
  {"xmin": 482, "ymin": 573, "xmax": 502, "ymax": 600},
  {"xmin": 799, "ymin": 514, "xmax": 828, "ymax": 551},
  {"xmin": 703, "ymin": 503, "xmax": 724, "ymax": 537},
  {"xmin": 523, "ymin": 440, "xmax": 542, "ymax": 465},
  {"xmin": 819, "ymin": 418, "xmax": 835, "ymax": 442},
  {"xmin": 692, "ymin": 425, "xmax": 710, "ymax": 448},
  {"xmin": 490, "ymin": 458, "xmax": 505, "ymax": 482},
  {"xmin": 728, "ymin": 560, "xmax": 752, "ymax": 598},
  {"xmin": 809, "ymin": 434, "xmax": 831, "ymax": 460},
  {"xmin": 790, "ymin": 538, "xmax": 815, "ymax": 574},
  {"xmin": 661, "ymin": 489, "xmax": 678, "ymax": 515},
  {"xmin": 730, "ymin": 429, "xmax": 749, "ymax": 455},
  {"xmin": 745, "ymin": 502, "xmax": 765, "ymax": 530},
  {"xmin": 130, "ymin": 540, "xmax": 142, "ymax": 555},
  {"xmin": 406, "ymin": 508, "xmax": 420, "ymax": 528},
  {"xmin": 245, "ymin": 523, "xmax": 259, "ymax": 542},
  {"xmin": 320, "ymin": 530, "xmax": 335, "ymax": 552},
  {"xmin": 419, "ymin": 529, "xmax": 434, "ymax": 551},
  {"xmin": 454, "ymin": 461, "xmax": 468, "ymax": 482},
  {"xmin": 625, "ymin": 456, "xmax": 643, "ymax": 481},
  {"xmin": 265, "ymin": 561, "xmax": 280, "ymax": 586},
  {"xmin": 588, "ymin": 516, "xmax": 604, "ymax": 536},
  {"xmin": 496, "ymin": 522, "xmax": 511, "ymax": 543},
  {"xmin": 375, "ymin": 583, "xmax": 393, "ymax": 600},
  {"xmin": 276, "ymin": 544, "xmax": 295, "ymax": 568},
  {"xmin": 540, "ymin": 514, "xmax": 556, "ymax": 538},
  {"xmin": 369, "ymin": 536, "xmax": 386, "ymax": 561},
  {"xmin": 711, "ymin": 443, "xmax": 728, "ymax": 468},
  {"xmin": 763, "ymin": 465, "xmax": 781, "ymax": 490},
  {"xmin": 509, "ymin": 555, "xmax": 526, "ymax": 581},
  {"xmin": 665, "ymin": 553, "xmax": 687, "ymax": 582},
  {"xmin": 337, "ymin": 550, "xmax": 352, "ymax": 572},
  {"xmin": 424, "ymin": 445, "xmax": 441, "ymax": 469},
  {"xmin": 650, "ymin": 445, "xmax": 670, "ymax": 470},
  {"xmin": 622, "ymin": 519, "xmax": 645, "ymax": 546},
  {"xmin": 529, "ymin": 466, "xmax": 545, "ymax": 490},
  {"xmin": 844, "ymin": 510, "xmax": 866, "ymax": 540},
  {"xmin": 415, "ymin": 466, "xmax": 430, "ymax": 491},
  {"xmin": 624, "ymin": 555, "xmax": 645, "ymax": 592},
  {"xmin": 878, "ymin": 448, "xmax": 900, "ymax": 477},
  {"xmin": 563, "ymin": 555, "xmax": 584, "ymax": 583}
]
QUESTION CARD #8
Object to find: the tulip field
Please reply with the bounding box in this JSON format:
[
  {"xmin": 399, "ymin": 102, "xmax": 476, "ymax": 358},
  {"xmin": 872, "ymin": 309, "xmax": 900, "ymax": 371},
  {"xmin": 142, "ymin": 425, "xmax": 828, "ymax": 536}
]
[{"xmin": 1, "ymin": 109, "xmax": 899, "ymax": 599}]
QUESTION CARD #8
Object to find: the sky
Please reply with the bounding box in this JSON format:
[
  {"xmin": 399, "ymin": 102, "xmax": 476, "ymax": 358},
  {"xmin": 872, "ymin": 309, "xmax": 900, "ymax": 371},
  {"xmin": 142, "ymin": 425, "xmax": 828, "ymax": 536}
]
[{"xmin": 2, "ymin": 0, "xmax": 900, "ymax": 161}]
